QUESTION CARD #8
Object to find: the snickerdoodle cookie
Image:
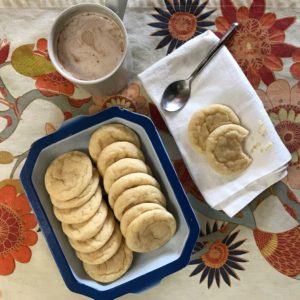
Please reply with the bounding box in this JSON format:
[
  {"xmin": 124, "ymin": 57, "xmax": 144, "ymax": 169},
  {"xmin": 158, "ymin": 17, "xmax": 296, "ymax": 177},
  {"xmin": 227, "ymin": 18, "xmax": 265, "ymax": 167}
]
[
  {"xmin": 108, "ymin": 173, "xmax": 160, "ymax": 208},
  {"xmin": 69, "ymin": 211, "xmax": 116, "ymax": 253},
  {"xmin": 76, "ymin": 226, "xmax": 122, "ymax": 265},
  {"xmin": 205, "ymin": 124, "xmax": 252, "ymax": 175},
  {"xmin": 89, "ymin": 123, "xmax": 140, "ymax": 162},
  {"xmin": 120, "ymin": 202, "xmax": 165, "ymax": 236},
  {"xmin": 97, "ymin": 141, "xmax": 145, "ymax": 176},
  {"xmin": 62, "ymin": 200, "xmax": 108, "ymax": 241},
  {"xmin": 114, "ymin": 185, "xmax": 166, "ymax": 221},
  {"xmin": 83, "ymin": 242, "xmax": 133, "ymax": 283},
  {"xmin": 53, "ymin": 187, "xmax": 102, "ymax": 224},
  {"xmin": 188, "ymin": 104, "xmax": 240, "ymax": 153},
  {"xmin": 50, "ymin": 168, "xmax": 99, "ymax": 209},
  {"xmin": 45, "ymin": 151, "xmax": 92, "ymax": 201},
  {"xmin": 103, "ymin": 158, "xmax": 150, "ymax": 193},
  {"xmin": 125, "ymin": 209, "xmax": 176, "ymax": 253}
]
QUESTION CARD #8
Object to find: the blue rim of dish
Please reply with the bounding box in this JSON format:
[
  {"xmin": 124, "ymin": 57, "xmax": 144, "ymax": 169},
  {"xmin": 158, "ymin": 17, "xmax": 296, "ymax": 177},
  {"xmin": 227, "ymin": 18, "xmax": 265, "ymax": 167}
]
[{"xmin": 20, "ymin": 107, "xmax": 200, "ymax": 300}]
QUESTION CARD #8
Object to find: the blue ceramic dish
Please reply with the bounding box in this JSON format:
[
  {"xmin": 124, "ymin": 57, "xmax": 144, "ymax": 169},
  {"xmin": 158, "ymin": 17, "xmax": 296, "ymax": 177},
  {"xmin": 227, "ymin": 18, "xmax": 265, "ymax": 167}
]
[{"xmin": 20, "ymin": 107, "xmax": 199, "ymax": 300}]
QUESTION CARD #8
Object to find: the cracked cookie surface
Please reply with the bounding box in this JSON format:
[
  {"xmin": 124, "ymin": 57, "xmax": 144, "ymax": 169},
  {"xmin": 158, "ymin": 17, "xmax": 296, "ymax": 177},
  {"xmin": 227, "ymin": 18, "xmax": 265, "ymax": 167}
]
[
  {"xmin": 83, "ymin": 243, "xmax": 133, "ymax": 283},
  {"xmin": 69, "ymin": 210, "xmax": 116, "ymax": 253},
  {"xmin": 188, "ymin": 104, "xmax": 240, "ymax": 153},
  {"xmin": 114, "ymin": 185, "xmax": 166, "ymax": 221},
  {"xmin": 50, "ymin": 168, "xmax": 99, "ymax": 209},
  {"xmin": 89, "ymin": 123, "xmax": 141, "ymax": 162},
  {"xmin": 62, "ymin": 200, "xmax": 108, "ymax": 241},
  {"xmin": 125, "ymin": 209, "xmax": 176, "ymax": 253},
  {"xmin": 205, "ymin": 124, "xmax": 252, "ymax": 175},
  {"xmin": 53, "ymin": 187, "xmax": 102, "ymax": 224},
  {"xmin": 45, "ymin": 151, "xmax": 93, "ymax": 201},
  {"xmin": 76, "ymin": 225, "xmax": 122, "ymax": 265},
  {"xmin": 120, "ymin": 202, "xmax": 165, "ymax": 236},
  {"xmin": 108, "ymin": 173, "xmax": 160, "ymax": 208},
  {"xmin": 97, "ymin": 141, "xmax": 145, "ymax": 176},
  {"xmin": 103, "ymin": 158, "xmax": 150, "ymax": 193}
]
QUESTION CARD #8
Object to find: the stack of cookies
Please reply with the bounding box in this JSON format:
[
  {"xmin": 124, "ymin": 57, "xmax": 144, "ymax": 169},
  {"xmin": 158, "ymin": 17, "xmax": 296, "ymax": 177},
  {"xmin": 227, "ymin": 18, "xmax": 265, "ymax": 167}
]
[
  {"xmin": 44, "ymin": 150, "xmax": 133, "ymax": 283},
  {"xmin": 89, "ymin": 123, "xmax": 177, "ymax": 253},
  {"xmin": 188, "ymin": 104, "xmax": 252, "ymax": 175}
]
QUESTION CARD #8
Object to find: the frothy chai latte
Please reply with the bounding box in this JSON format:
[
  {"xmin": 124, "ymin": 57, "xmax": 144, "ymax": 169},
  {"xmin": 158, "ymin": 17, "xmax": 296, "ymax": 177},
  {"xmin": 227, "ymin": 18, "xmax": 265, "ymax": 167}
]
[{"xmin": 57, "ymin": 12, "xmax": 125, "ymax": 81}]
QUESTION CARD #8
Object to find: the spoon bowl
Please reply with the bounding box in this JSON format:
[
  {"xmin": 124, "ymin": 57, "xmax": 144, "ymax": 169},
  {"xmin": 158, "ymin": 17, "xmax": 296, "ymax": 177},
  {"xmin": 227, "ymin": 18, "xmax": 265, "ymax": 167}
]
[{"xmin": 161, "ymin": 80, "xmax": 191, "ymax": 112}]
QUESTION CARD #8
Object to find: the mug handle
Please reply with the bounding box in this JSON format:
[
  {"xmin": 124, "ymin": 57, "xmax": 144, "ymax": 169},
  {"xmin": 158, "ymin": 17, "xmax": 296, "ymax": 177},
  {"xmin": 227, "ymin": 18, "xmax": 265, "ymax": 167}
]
[{"xmin": 105, "ymin": 0, "xmax": 128, "ymax": 19}]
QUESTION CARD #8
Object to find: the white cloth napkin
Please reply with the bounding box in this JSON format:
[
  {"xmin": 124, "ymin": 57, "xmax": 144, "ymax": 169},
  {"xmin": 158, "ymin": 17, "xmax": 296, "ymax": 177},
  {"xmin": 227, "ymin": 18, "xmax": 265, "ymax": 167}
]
[{"xmin": 138, "ymin": 30, "xmax": 291, "ymax": 217}]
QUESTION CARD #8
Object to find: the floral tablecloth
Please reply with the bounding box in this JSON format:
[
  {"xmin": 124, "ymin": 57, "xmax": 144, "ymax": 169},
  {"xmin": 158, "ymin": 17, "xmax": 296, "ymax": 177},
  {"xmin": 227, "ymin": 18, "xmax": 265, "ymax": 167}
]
[{"xmin": 0, "ymin": 0, "xmax": 299, "ymax": 299}]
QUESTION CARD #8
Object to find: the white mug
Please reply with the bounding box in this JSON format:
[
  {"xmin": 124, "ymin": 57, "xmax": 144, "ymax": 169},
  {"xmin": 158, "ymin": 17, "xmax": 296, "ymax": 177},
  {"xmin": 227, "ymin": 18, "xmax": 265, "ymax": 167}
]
[{"xmin": 48, "ymin": 3, "xmax": 131, "ymax": 96}]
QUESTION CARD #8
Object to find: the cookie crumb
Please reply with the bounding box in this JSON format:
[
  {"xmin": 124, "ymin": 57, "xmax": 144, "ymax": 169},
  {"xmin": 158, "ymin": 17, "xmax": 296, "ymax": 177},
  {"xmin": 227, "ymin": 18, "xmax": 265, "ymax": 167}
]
[
  {"xmin": 258, "ymin": 121, "xmax": 268, "ymax": 136},
  {"xmin": 265, "ymin": 142, "xmax": 273, "ymax": 150},
  {"xmin": 251, "ymin": 142, "xmax": 261, "ymax": 153},
  {"xmin": 260, "ymin": 142, "xmax": 273, "ymax": 152}
]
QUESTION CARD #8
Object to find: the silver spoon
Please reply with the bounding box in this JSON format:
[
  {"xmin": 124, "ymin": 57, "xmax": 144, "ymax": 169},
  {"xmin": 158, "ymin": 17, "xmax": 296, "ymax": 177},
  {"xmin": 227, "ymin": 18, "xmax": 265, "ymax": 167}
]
[{"xmin": 161, "ymin": 22, "xmax": 239, "ymax": 112}]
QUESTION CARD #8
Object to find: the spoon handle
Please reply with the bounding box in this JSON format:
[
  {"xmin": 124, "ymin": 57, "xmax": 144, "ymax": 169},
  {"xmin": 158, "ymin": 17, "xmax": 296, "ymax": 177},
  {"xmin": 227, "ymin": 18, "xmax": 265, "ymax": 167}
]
[{"xmin": 188, "ymin": 22, "xmax": 239, "ymax": 82}]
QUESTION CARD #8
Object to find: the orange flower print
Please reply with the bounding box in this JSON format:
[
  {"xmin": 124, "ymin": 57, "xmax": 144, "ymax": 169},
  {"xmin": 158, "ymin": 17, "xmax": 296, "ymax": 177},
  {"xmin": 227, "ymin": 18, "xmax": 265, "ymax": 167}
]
[
  {"xmin": 0, "ymin": 185, "xmax": 38, "ymax": 275},
  {"xmin": 35, "ymin": 71, "xmax": 74, "ymax": 97},
  {"xmin": 256, "ymin": 79, "xmax": 300, "ymax": 189},
  {"xmin": 215, "ymin": 0, "xmax": 296, "ymax": 88},
  {"xmin": 0, "ymin": 39, "xmax": 10, "ymax": 64},
  {"xmin": 90, "ymin": 83, "xmax": 150, "ymax": 116},
  {"xmin": 32, "ymin": 38, "xmax": 48, "ymax": 58},
  {"xmin": 290, "ymin": 48, "xmax": 300, "ymax": 85},
  {"xmin": 253, "ymin": 226, "xmax": 300, "ymax": 278},
  {"xmin": 33, "ymin": 38, "xmax": 74, "ymax": 97},
  {"xmin": 121, "ymin": 83, "xmax": 150, "ymax": 115},
  {"xmin": 148, "ymin": 0, "xmax": 215, "ymax": 54},
  {"xmin": 190, "ymin": 222, "xmax": 248, "ymax": 288}
]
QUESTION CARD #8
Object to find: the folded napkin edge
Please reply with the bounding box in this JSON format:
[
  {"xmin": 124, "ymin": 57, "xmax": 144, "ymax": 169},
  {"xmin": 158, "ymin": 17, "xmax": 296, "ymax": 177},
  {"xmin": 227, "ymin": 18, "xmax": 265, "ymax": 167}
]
[{"xmin": 222, "ymin": 169, "xmax": 288, "ymax": 217}]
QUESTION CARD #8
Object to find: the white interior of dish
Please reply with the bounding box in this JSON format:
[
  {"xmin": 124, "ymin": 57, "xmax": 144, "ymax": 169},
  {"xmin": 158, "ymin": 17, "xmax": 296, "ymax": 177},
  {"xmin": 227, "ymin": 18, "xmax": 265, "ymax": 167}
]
[{"xmin": 31, "ymin": 117, "xmax": 190, "ymax": 291}]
